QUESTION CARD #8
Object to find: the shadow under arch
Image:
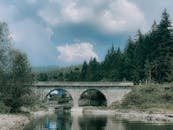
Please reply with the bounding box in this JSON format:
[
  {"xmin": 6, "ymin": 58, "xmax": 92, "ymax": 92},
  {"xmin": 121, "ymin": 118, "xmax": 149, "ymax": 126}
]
[
  {"xmin": 79, "ymin": 89, "xmax": 107, "ymax": 107},
  {"xmin": 46, "ymin": 88, "xmax": 73, "ymax": 107},
  {"xmin": 79, "ymin": 115, "xmax": 107, "ymax": 130}
]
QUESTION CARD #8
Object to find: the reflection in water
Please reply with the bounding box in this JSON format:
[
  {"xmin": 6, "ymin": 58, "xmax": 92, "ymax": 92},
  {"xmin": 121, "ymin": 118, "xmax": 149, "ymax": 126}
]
[
  {"xmin": 79, "ymin": 116, "xmax": 107, "ymax": 130},
  {"xmin": 124, "ymin": 121, "xmax": 173, "ymax": 130},
  {"xmin": 45, "ymin": 112, "xmax": 72, "ymax": 130},
  {"xmin": 24, "ymin": 112, "xmax": 72, "ymax": 130},
  {"xmin": 24, "ymin": 112, "xmax": 173, "ymax": 130}
]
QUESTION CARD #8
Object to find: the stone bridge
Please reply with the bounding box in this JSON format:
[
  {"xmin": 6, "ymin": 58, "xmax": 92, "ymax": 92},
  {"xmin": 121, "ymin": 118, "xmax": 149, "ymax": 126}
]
[{"xmin": 32, "ymin": 82, "xmax": 134, "ymax": 108}]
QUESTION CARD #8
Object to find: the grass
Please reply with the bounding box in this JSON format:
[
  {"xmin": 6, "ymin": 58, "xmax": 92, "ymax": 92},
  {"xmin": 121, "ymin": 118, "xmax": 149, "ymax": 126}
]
[{"xmin": 110, "ymin": 83, "xmax": 173, "ymax": 111}]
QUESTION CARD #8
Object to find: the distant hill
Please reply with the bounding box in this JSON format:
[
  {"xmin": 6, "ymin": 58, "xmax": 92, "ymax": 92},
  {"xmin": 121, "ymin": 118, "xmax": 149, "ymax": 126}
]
[
  {"xmin": 32, "ymin": 66, "xmax": 59, "ymax": 72},
  {"xmin": 32, "ymin": 65, "xmax": 82, "ymax": 73}
]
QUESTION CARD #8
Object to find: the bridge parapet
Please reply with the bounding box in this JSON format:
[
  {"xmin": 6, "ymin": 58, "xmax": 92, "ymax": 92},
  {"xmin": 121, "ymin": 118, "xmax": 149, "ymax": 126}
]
[{"xmin": 33, "ymin": 82, "xmax": 134, "ymax": 87}]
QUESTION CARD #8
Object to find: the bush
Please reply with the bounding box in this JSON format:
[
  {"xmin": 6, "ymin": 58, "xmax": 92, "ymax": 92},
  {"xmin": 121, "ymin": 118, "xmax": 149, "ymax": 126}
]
[
  {"xmin": 0, "ymin": 102, "xmax": 10, "ymax": 113},
  {"xmin": 109, "ymin": 101, "xmax": 121, "ymax": 109},
  {"xmin": 120, "ymin": 83, "xmax": 173, "ymax": 109}
]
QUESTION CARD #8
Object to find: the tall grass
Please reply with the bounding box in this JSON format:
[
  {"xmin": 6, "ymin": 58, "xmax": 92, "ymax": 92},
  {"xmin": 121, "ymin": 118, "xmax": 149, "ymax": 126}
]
[{"xmin": 111, "ymin": 83, "xmax": 173, "ymax": 110}]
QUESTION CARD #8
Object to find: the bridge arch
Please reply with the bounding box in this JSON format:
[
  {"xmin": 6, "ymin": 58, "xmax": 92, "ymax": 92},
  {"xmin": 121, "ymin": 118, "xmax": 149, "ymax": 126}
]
[
  {"xmin": 46, "ymin": 88, "xmax": 73, "ymax": 107},
  {"xmin": 79, "ymin": 89, "xmax": 107, "ymax": 107}
]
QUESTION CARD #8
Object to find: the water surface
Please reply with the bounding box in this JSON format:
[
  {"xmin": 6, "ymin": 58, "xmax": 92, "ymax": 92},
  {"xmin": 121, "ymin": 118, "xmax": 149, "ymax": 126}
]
[{"xmin": 24, "ymin": 112, "xmax": 173, "ymax": 130}]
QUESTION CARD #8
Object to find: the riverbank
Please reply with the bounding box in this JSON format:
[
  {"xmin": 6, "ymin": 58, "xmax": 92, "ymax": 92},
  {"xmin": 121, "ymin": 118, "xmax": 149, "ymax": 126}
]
[
  {"xmin": 0, "ymin": 108, "xmax": 54, "ymax": 130},
  {"xmin": 2, "ymin": 108, "xmax": 173, "ymax": 130},
  {"xmin": 83, "ymin": 108, "xmax": 173, "ymax": 123},
  {"xmin": 0, "ymin": 114, "xmax": 29, "ymax": 130}
]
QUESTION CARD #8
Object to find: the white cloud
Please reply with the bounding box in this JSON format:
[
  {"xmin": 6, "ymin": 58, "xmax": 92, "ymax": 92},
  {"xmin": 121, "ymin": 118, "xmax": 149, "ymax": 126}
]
[
  {"xmin": 56, "ymin": 42, "xmax": 98, "ymax": 64},
  {"xmin": 61, "ymin": 2, "xmax": 88, "ymax": 23},
  {"xmin": 0, "ymin": 1, "xmax": 58, "ymax": 66},
  {"xmin": 0, "ymin": 3, "xmax": 19, "ymax": 23},
  {"xmin": 38, "ymin": 4, "xmax": 60, "ymax": 26},
  {"xmin": 99, "ymin": 0, "xmax": 146, "ymax": 33},
  {"xmin": 38, "ymin": 0, "xmax": 146, "ymax": 33},
  {"xmin": 38, "ymin": 0, "xmax": 92, "ymax": 26},
  {"xmin": 11, "ymin": 19, "xmax": 57, "ymax": 66}
]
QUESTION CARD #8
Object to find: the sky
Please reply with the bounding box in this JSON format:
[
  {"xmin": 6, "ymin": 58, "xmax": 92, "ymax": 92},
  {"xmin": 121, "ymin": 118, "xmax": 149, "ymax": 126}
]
[{"xmin": 0, "ymin": 0, "xmax": 173, "ymax": 67}]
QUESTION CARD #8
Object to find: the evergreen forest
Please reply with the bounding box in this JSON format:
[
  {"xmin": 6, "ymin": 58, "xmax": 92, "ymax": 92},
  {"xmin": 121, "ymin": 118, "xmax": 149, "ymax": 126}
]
[{"xmin": 35, "ymin": 9, "xmax": 173, "ymax": 84}]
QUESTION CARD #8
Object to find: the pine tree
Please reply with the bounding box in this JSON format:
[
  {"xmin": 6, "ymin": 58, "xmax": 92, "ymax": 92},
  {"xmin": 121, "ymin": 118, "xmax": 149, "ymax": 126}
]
[
  {"xmin": 124, "ymin": 37, "xmax": 139, "ymax": 82},
  {"xmin": 87, "ymin": 58, "xmax": 102, "ymax": 81},
  {"xmin": 102, "ymin": 45, "xmax": 117, "ymax": 81},
  {"xmin": 80, "ymin": 61, "xmax": 88, "ymax": 81},
  {"xmin": 151, "ymin": 9, "xmax": 173, "ymax": 82},
  {"xmin": 134, "ymin": 30, "xmax": 146, "ymax": 81}
]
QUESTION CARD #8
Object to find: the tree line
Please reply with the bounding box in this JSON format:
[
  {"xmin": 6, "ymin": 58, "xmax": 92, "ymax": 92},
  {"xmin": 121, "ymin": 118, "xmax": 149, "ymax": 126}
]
[
  {"xmin": 36, "ymin": 9, "xmax": 173, "ymax": 84},
  {"xmin": 0, "ymin": 22, "xmax": 34, "ymax": 112}
]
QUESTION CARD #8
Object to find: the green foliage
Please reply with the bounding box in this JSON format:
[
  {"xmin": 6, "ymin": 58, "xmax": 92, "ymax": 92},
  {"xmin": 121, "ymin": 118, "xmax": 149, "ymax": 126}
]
[
  {"xmin": 87, "ymin": 58, "xmax": 102, "ymax": 81},
  {"xmin": 37, "ymin": 73, "xmax": 49, "ymax": 81},
  {"xmin": 0, "ymin": 22, "xmax": 34, "ymax": 113},
  {"xmin": 34, "ymin": 65, "xmax": 82, "ymax": 81},
  {"xmin": 121, "ymin": 83, "xmax": 173, "ymax": 109},
  {"xmin": 109, "ymin": 101, "xmax": 122, "ymax": 109},
  {"xmin": 151, "ymin": 10, "xmax": 173, "ymax": 83},
  {"xmin": 0, "ymin": 102, "xmax": 10, "ymax": 113},
  {"xmin": 121, "ymin": 9, "xmax": 173, "ymax": 83},
  {"xmin": 80, "ymin": 61, "xmax": 88, "ymax": 81},
  {"xmin": 102, "ymin": 46, "xmax": 124, "ymax": 81}
]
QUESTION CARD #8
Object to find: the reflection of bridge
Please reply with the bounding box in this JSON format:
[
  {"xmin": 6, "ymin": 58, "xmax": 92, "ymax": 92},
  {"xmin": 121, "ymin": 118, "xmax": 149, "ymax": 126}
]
[{"xmin": 33, "ymin": 82, "xmax": 134, "ymax": 108}]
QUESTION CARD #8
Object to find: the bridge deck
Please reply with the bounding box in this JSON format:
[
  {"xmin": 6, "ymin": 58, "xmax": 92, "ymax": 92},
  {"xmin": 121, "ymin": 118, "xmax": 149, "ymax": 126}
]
[{"xmin": 34, "ymin": 82, "xmax": 134, "ymax": 87}]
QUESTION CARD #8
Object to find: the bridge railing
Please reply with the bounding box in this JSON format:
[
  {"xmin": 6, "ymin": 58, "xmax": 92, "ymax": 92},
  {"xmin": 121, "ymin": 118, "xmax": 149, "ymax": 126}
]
[{"xmin": 33, "ymin": 81, "xmax": 134, "ymax": 87}]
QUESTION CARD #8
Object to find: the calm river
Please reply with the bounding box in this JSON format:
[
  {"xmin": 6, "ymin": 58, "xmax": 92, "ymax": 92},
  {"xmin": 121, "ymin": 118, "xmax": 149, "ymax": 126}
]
[{"xmin": 24, "ymin": 111, "xmax": 173, "ymax": 130}]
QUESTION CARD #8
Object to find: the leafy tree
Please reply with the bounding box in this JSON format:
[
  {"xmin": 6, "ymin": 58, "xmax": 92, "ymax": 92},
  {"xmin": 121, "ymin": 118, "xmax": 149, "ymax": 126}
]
[
  {"xmin": 0, "ymin": 22, "xmax": 11, "ymax": 84},
  {"xmin": 5, "ymin": 50, "xmax": 33, "ymax": 112},
  {"xmin": 37, "ymin": 73, "xmax": 49, "ymax": 81},
  {"xmin": 57, "ymin": 72, "xmax": 64, "ymax": 81},
  {"xmin": 0, "ymin": 22, "xmax": 33, "ymax": 112}
]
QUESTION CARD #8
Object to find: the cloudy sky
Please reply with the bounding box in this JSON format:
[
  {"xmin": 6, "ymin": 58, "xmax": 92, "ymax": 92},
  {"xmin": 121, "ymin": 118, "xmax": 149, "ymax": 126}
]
[{"xmin": 0, "ymin": 0, "xmax": 173, "ymax": 66}]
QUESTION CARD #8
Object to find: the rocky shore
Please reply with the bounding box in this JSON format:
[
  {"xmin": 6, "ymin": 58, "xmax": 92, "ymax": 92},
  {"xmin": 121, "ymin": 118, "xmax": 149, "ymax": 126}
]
[
  {"xmin": 0, "ymin": 114, "xmax": 29, "ymax": 130},
  {"xmin": 0, "ymin": 108, "xmax": 54, "ymax": 130}
]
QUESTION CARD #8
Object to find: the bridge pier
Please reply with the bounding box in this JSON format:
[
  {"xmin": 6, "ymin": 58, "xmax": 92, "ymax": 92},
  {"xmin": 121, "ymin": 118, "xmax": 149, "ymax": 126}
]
[{"xmin": 73, "ymin": 101, "xmax": 79, "ymax": 108}]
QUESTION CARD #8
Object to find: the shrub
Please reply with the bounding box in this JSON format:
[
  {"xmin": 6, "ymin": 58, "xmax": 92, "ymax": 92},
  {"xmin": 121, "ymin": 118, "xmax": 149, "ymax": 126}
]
[
  {"xmin": 120, "ymin": 83, "xmax": 173, "ymax": 109},
  {"xmin": 0, "ymin": 102, "xmax": 10, "ymax": 113}
]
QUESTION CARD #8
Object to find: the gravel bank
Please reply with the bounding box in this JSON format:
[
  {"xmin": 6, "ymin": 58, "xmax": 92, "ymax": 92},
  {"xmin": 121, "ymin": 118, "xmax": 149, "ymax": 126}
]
[
  {"xmin": 0, "ymin": 108, "xmax": 54, "ymax": 130},
  {"xmin": 0, "ymin": 114, "xmax": 29, "ymax": 130}
]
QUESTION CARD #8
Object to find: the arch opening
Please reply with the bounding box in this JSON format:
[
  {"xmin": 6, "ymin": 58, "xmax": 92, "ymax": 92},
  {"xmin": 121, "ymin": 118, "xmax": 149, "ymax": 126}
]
[
  {"xmin": 46, "ymin": 89, "xmax": 73, "ymax": 108},
  {"xmin": 79, "ymin": 89, "xmax": 107, "ymax": 107}
]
